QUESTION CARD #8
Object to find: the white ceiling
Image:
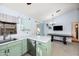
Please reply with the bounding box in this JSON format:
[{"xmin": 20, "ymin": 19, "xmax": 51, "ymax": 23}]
[{"xmin": 1, "ymin": 3, "xmax": 79, "ymax": 20}]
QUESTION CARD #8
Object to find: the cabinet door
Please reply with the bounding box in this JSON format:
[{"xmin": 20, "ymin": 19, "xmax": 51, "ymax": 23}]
[
  {"xmin": 0, "ymin": 50, "xmax": 7, "ymax": 56},
  {"xmin": 36, "ymin": 42, "xmax": 47, "ymax": 56},
  {"xmin": 22, "ymin": 39, "xmax": 27, "ymax": 55},
  {"xmin": 21, "ymin": 17, "xmax": 31, "ymax": 30},
  {"xmin": 46, "ymin": 41, "xmax": 51, "ymax": 56},
  {"xmin": 36, "ymin": 45, "xmax": 47, "ymax": 56},
  {"xmin": 36, "ymin": 41, "xmax": 51, "ymax": 56},
  {"xmin": 0, "ymin": 44, "xmax": 8, "ymax": 56},
  {"xmin": 8, "ymin": 43, "xmax": 22, "ymax": 56}
]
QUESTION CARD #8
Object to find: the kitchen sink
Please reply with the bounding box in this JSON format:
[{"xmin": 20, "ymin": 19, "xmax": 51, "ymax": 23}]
[{"xmin": 0, "ymin": 38, "xmax": 17, "ymax": 44}]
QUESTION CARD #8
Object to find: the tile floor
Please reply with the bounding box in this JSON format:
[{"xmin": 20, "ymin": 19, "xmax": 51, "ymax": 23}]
[{"xmin": 52, "ymin": 41, "xmax": 79, "ymax": 56}]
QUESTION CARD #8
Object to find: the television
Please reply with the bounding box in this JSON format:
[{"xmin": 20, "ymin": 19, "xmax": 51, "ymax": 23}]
[{"xmin": 53, "ymin": 25, "xmax": 63, "ymax": 31}]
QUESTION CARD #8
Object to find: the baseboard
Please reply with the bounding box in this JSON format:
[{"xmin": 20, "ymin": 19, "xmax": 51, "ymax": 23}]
[
  {"xmin": 21, "ymin": 52, "xmax": 28, "ymax": 56},
  {"xmin": 21, "ymin": 51, "xmax": 32, "ymax": 56},
  {"xmin": 72, "ymin": 40, "xmax": 79, "ymax": 43}
]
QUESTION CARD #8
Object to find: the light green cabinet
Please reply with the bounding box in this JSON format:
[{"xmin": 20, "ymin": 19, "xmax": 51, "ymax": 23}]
[
  {"xmin": 36, "ymin": 41, "xmax": 51, "ymax": 56},
  {"xmin": 7, "ymin": 40, "xmax": 22, "ymax": 56},
  {"xmin": 0, "ymin": 39, "xmax": 51, "ymax": 56},
  {"xmin": 36, "ymin": 44, "xmax": 47, "ymax": 56},
  {"xmin": 7, "ymin": 44, "xmax": 22, "ymax": 56},
  {"xmin": 0, "ymin": 44, "xmax": 8, "ymax": 56},
  {"xmin": 21, "ymin": 39, "xmax": 27, "ymax": 55},
  {"xmin": 0, "ymin": 40, "xmax": 22, "ymax": 56},
  {"xmin": 0, "ymin": 49, "xmax": 7, "ymax": 56},
  {"xmin": 0, "ymin": 39, "xmax": 27, "ymax": 56}
]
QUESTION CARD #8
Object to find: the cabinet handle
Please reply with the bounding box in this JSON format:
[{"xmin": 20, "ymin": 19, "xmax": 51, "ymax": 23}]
[
  {"xmin": 4, "ymin": 50, "xmax": 6, "ymax": 53},
  {"xmin": 7, "ymin": 49, "xmax": 10, "ymax": 53},
  {"xmin": 4, "ymin": 50, "xmax": 8, "ymax": 56},
  {"xmin": 39, "ymin": 43, "xmax": 41, "ymax": 45}
]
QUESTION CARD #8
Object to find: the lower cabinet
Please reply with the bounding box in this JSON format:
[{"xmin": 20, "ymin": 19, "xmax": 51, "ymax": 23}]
[
  {"xmin": 36, "ymin": 41, "xmax": 51, "ymax": 56},
  {"xmin": 0, "ymin": 44, "xmax": 8, "ymax": 56},
  {"xmin": 21, "ymin": 39, "xmax": 27, "ymax": 55},
  {"xmin": 7, "ymin": 44, "xmax": 22, "ymax": 56},
  {"xmin": 0, "ymin": 40, "xmax": 22, "ymax": 56},
  {"xmin": 0, "ymin": 49, "xmax": 7, "ymax": 56},
  {"xmin": 0, "ymin": 39, "xmax": 51, "ymax": 56}
]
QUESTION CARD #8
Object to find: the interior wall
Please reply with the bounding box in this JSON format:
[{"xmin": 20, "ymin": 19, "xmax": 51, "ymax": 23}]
[{"xmin": 43, "ymin": 9, "xmax": 79, "ymax": 42}]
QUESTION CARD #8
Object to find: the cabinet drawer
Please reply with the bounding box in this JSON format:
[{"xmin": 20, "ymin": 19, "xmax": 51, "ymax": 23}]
[
  {"xmin": 8, "ymin": 43, "xmax": 22, "ymax": 56},
  {"xmin": 7, "ymin": 40, "xmax": 21, "ymax": 47},
  {"xmin": 36, "ymin": 42, "xmax": 47, "ymax": 47},
  {"xmin": 0, "ymin": 44, "xmax": 8, "ymax": 50}
]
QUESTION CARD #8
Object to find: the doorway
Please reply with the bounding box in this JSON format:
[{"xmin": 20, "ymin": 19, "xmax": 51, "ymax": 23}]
[{"xmin": 72, "ymin": 22, "xmax": 79, "ymax": 42}]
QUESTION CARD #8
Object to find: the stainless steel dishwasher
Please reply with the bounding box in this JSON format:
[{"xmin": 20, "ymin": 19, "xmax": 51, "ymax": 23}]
[{"xmin": 27, "ymin": 39, "xmax": 36, "ymax": 56}]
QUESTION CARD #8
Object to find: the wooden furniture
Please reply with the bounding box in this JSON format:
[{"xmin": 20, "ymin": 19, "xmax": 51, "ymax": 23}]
[{"xmin": 48, "ymin": 34, "xmax": 73, "ymax": 44}]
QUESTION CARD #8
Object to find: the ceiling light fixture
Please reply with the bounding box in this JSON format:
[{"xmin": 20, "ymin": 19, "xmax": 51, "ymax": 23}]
[
  {"xmin": 27, "ymin": 3, "xmax": 32, "ymax": 5},
  {"xmin": 56, "ymin": 9, "xmax": 61, "ymax": 13}
]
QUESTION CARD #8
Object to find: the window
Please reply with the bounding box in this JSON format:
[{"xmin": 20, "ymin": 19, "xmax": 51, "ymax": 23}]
[{"xmin": 0, "ymin": 21, "xmax": 17, "ymax": 36}]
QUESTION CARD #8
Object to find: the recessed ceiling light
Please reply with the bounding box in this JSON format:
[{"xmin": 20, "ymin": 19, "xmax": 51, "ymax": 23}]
[
  {"xmin": 52, "ymin": 14, "xmax": 54, "ymax": 16},
  {"xmin": 77, "ymin": 8, "xmax": 79, "ymax": 10}
]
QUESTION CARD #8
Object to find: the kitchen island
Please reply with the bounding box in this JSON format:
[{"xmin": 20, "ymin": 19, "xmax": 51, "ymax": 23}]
[
  {"xmin": 27, "ymin": 36, "xmax": 51, "ymax": 56},
  {"xmin": 0, "ymin": 35, "xmax": 51, "ymax": 56}
]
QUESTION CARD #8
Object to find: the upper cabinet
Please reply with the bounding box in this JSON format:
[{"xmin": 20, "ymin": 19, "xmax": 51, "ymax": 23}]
[
  {"xmin": 21, "ymin": 17, "xmax": 32, "ymax": 31},
  {"xmin": 18, "ymin": 16, "xmax": 36, "ymax": 35}
]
